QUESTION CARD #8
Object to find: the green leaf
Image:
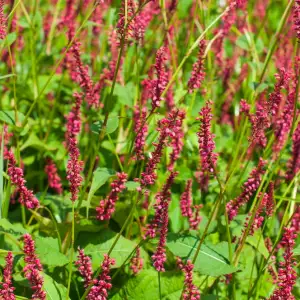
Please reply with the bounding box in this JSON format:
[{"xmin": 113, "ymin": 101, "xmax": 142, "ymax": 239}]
[
  {"xmin": 5, "ymin": 32, "xmax": 17, "ymax": 47},
  {"xmin": 294, "ymin": 244, "xmax": 300, "ymax": 256},
  {"xmin": 0, "ymin": 74, "xmax": 16, "ymax": 80},
  {"xmin": 75, "ymin": 229, "xmax": 139, "ymax": 269},
  {"xmin": 236, "ymin": 35, "xmax": 250, "ymax": 51},
  {"xmin": 113, "ymin": 82, "xmax": 135, "ymax": 107},
  {"xmin": 20, "ymin": 133, "xmax": 58, "ymax": 151},
  {"xmin": 246, "ymin": 230, "xmax": 269, "ymax": 259},
  {"xmin": 125, "ymin": 181, "xmax": 140, "ymax": 191},
  {"xmin": 86, "ymin": 168, "xmax": 115, "ymax": 218},
  {"xmin": 0, "ymin": 219, "xmax": 26, "ymax": 237},
  {"xmin": 91, "ymin": 116, "xmax": 119, "ymax": 135},
  {"xmin": 35, "ymin": 237, "xmax": 69, "ymax": 267},
  {"xmin": 167, "ymin": 233, "xmax": 238, "ymax": 276},
  {"xmin": 0, "ymin": 110, "xmax": 25, "ymax": 125},
  {"xmin": 43, "ymin": 273, "xmax": 70, "ymax": 300}
]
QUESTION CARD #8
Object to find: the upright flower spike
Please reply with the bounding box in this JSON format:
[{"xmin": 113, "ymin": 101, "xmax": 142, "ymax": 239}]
[
  {"xmin": 180, "ymin": 179, "xmax": 202, "ymax": 230},
  {"xmin": 45, "ymin": 158, "xmax": 63, "ymax": 194},
  {"xmin": 0, "ymin": 0, "xmax": 6, "ymax": 40},
  {"xmin": 130, "ymin": 247, "xmax": 143, "ymax": 275},
  {"xmin": 140, "ymin": 109, "xmax": 181, "ymax": 187},
  {"xmin": 0, "ymin": 251, "xmax": 15, "ymax": 300},
  {"xmin": 145, "ymin": 172, "xmax": 178, "ymax": 272},
  {"xmin": 293, "ymin": 0, "xmax": 300, "ymax": 41},
  {"xmin": 88, "ymin": 254, "xmax": 115, "ymax": 300},
  {"xmin": 187, "ymin": 40, "xmax": 206, "ymax": 93},
  {"xmin": 267, "ymin": 68, "xmax": 290, "ymax": 118},
  {"xmin": 66, "ymin": 92, "xmax": 84, "ymax": 202},
  {"xmin": 5, "ymin": 151, "xmax": 39, "ymax": 209},
  {"xmin": 96, "ymin": 172, "xmax": 128, "ymax": 220},
  {"xmin": 75, "ymin": 248, "xmax": 93, "ymax": 288},
  {"xmin": 269, "ymin": 227, "xmax": 297, "ymax": 300},
  {"xmin": 68, "ymin": 41, "xmax": 97, "ymax": 107},
  {"xmin": 286, "ymin": 122, "xmax": 300, "ymax": 181},
  {"xmin": 177, "ymin": 258, "xmax": 201, "ymax": 300},
  {"xmin": 23, "ymin": 234, "xmax": 46, "ymax": 300},
  {"xmin": 133, "ymin": 106, "xmax": 148, "ymax": 160},
  {"xmin": 197, "ymin": 101, "xmax": 218, "ymax": 191},
  {"xmin": 226, "ymin": 158, "xmax": 267, "ymax": 221}
]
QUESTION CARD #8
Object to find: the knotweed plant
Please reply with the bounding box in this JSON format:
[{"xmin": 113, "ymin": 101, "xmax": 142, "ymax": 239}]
[{"xmin": 0, "ymin": 1, "xmax": 299, "ymax": 299}]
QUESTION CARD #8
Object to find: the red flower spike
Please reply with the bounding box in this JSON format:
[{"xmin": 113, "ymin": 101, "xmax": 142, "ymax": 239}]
[
  {"xmin": 0, "ymin": 251, "xmax": 15, "ymax": 300},
  {"xmin": 75, "ymin": 248, "xmax": 93, "ymax": 288},
  {"xmin": 45, "ymin": 158, "xmax": 63, "ymax": 194}
]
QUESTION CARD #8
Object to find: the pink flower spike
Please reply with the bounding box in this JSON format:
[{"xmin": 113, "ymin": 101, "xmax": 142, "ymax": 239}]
[
  {"xmin": 226, "ymin": 158, "xmax": 267, "ymax": 221},
  {"xmin": 269, "ymin": 227, "xmax": 297, "ymax": 300},
  {"xmin": 197, "ymin": 101, "xmax": 218, "ymax": 191},
  {"xmin": 6, "ymin": 151, "xmax": 39, "ymax": 209},
  {"xmin": 0, "ymin": 251, "xmax": 15, "ymax": 300},
  {"xmin": 87, "ymin": 254, "xmax": 115, "ymax": 300},
  {"xmin": 45, "ymin": 158, "xmax": 63, "ymax": 194},
  {"xmin": 293, "ymin": 0, "xmax": 300, "ymax": 41},
  {"xmin": 0, "ymin": 0, "xmax": 6, "ymax": 40},
  {"xmin": 133, "ymin": 106, "xmax": 148, "ymax": 160},
  {"xmin": 23, "ymin": 234, "xmax": 46, "ymax": 300},
  {"xmin": 96, "ymin": 172, "xmax": 128, "ymax": 220},
  {"xmin": 188, "ymin": 40, "xmax": 206, "ymax": 93},
  {"xmin": 177, "ymin": 258, "xmax": 201, "ymax": 300},
  {"xmin": 130, "ymin": 247, "xmax": 143, "ymax": 275},
  {"xmin": 75, "ymin": 248, "xmax": 93, "ymax": 288}
]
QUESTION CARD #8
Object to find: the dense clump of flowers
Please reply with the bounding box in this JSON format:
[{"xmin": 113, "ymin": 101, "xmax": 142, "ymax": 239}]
[
  {"xmin": 88, "ymin": 254, "xmax": 115, "ymax": 300},
  {"xmin": 168, "ymin": 109, "xmax": 185, "ymax": 170},
  {"xmin": 75, "ymin": 248, "xmax": 93, "ymax": 288},
  {"xmin": 66, "ymin": 92, "xmax": 84, "ymax": 202},
  {"xmin": 180, "ymin": 179, "xmax": 202, "ymax": 230},
  {"xmin": 23, "ymin": 234, "xmax": 46, "ymax": 300},
  {"xmin": 188, "ymin": 40, "xmax": 206, "ymax": 93},
  {"xmin": 0, "ymin": 0, "xmax": 6, "ymax": 40},
  {"xmin": 0, "ymin": 251, "xmax": 15, "ymax": 300},
  {"xmin": 130, "ymin": 247, "xmax": 143, "ymax": 275},
  {"xmin": 45, "ymin": 158, "xmax": 63, "ymax": 194},
  {"xmin": 286, "ymin": 122, "xmax": 300, "ymax": 181},
  {"xmin": 145, "ymin": 172, "xmax": 178, "ymax": 271},
  {"xmin": 96, "ymin": 172, "xmax": 128, "ymax": 220},
  {"xmin": 133, "ymin": 106, "xmax": 148, "ymax": 160},
  {"xmin": 197, "ymin": 101, "xmax": 218, "ymax": 191},
  {"xmin": 291, "ymin": 205, "xmax": 300, "ymax": 233},
  {"xmin": 269, "ymin": 227, "xmax": 297, "ymax": 300},
  {"xmin": 177, "ymin": 258, "xmax": 201, "ymax": 300},
  {"xmin": 68, "ymin": 41, "xmax": 97, "ymax": 107},
  {"xmin": 5, "ymin": 151, "xmax": 39, "ymax": 209},
  {"xmin": 226, "ymin": 158, "xmax": 266, "ymax": 221},
  {"xmin": 0, "ymin": 124, "xmax": 13, "ymax": 157},
  {"xmin": 140, "ymin": 110, "xmax": 181, "ymax": 187}
]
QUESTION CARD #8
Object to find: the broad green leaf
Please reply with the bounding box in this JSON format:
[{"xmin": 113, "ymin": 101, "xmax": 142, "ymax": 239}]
[
  {"xmin": 113, "ymin": 82, "xmax": 135, "ymax": 107},
  {"xmin": 246, "ymin": 230, "xmax": 269, "ymax": 259},
  {"xmin": 0, "ymin": 219, "xmax": 26, "ymax": 237},
  {"xmin": 167, "ymin": 233, "xmax": 238, "ymax": 277},
  {"xmin": 20, "ymin": 133, "xmax": 58, "ymax": 151},
  {"xmin": 0, "ymin": 110, "xmax": 25, "ymax": 125},
  {"xmin": 35, "ymin": 237, "xmax": 69, "ymax": 267},
  {"xmin": 43, "ymin": 273, "xmax": 70, "ymax": 300},
  {"xmin": 236, "ymin": 35, "xmax": 250, "ymax": 51},
  {"xmin": 5, "ymin": 32, "xmax": 17, "ymax": 46},
  {"xmin": 91, "ymin": 116, "xmax": 119, "ymax": 135},
  {"xmin": 86, "ymin": 168, "xmax": 115, "ymax": 218},
  {"xmin": 125, "ymin": 181, "xmax": 140, "ymax": 191},
  {"xmin": 294, "ymin": 244, "xmax": 300, "ymax": 256},
  {"xmin": 75, "ymin": 229, "xmax": 140, "ymax": 269}
]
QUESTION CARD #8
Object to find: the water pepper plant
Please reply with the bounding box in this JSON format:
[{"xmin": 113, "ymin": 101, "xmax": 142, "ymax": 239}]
[{"xmin": 0, "ymin": 0, "xmax": 299, "ymax": 299}]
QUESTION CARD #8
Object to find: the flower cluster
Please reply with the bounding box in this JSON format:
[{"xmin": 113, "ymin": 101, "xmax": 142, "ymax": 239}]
[
  {"xmin": 293, "ymin": 0, "xmax": 300, "ymax": 41},
  {"xmin": 269, "ymin": 227, "xmax": 297, "ymax": 300},
  {"xmin": 180, "ymin": 179, "xmax": 202, "ymax": 230},
  {"xmin": 23, "ymin": 234, "xmax": 46, "ymax": 300},
  {"xmin": 188, "ymin": 40, "xmax": 206, "ymax": 93},
  {"xmin": 133, "ymin": 106, "xmax": 148, "ymax": 160},
  {"xmin": 69, "ymin": 41, "xmax": 97, "ymax": 107},
  {"xmin": 45, "ymin": 158, "xmax": 63, "ymax": 194},
  {"xmin": 197, "ymin": 101, "xmax": 218, "ymax": 191},
  {"xmin": 130, "ymin": 247, "xmax": 144, "ymax": 275},
  {"xmin": 226, "ymin": 158, "xmax": 266, "ymax": 221},
  {"xmin": 0, "ymin": 252, "xmax": 15, "ymax": 300},
  {"xmin": 140, "ymin": 110, "xmax": 181, "ymax": 187},
  {"xmin": 177, "ymin": 258, "xmax": 201, "ymax": 300},
  {"xmin": 66, "ymin": 92, "xmax": 83, "ymax": 139},
  {"xmin": 75, "ymin": 248, "xmax": 93, "ymax": 288},
  {"xmin": 96, "ymin": 172, "xmax": 128, "ymax": 220},
  {"xmin": 6, "ymin": 151, "xmax": 39, "ymax": 209},
  {"xmin": 0, "ymin": 0, "xmax": 6, "ymax": 40},
  {"xmin": 88, "ymin": 254, "xmax": 115, "ymax": 300},
  {"xmin": 145, "ymin": 172, "xmax": 178, "ymax": 271}
]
